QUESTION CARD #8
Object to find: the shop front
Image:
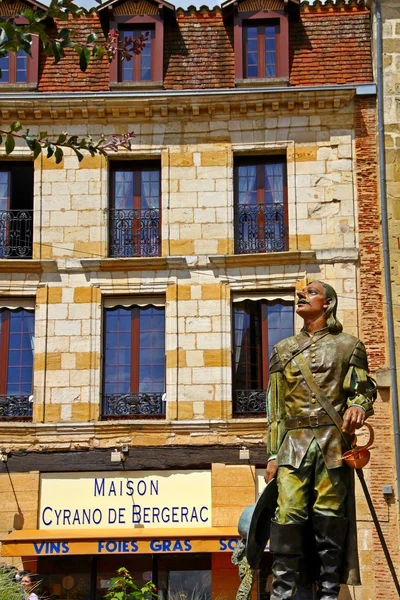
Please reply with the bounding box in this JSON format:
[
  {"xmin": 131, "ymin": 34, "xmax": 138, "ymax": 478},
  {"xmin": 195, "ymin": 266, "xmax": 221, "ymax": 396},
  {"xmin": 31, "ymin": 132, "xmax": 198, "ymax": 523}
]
[{"xmin": 1, "ymin": 468, "xmax": 272, "ymax": 599}]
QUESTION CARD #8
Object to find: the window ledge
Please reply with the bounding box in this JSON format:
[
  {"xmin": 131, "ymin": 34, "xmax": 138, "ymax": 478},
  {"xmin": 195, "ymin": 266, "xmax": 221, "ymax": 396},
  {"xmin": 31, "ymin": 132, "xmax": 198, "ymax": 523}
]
[
  {"xmin": 110, "ymin": 81, "xmax": 164, "ymax": 91},
  {"xmin": 80, "ymin": 256, "xmax": 187, "ymax": 272},
  {"xmin": 0, "ymin": 83, "xmax": 37, "ymax": 92},
  {"xmin": 235, "ymin": 77, "xmax": 289, "ymax": 88},
  {"xmin": 208, "ymin": 251, "xmax": 316, "ymax": 268},
  {"xmin": 0, "ymin": 259, "xmax": 56, "ymax": 273}
]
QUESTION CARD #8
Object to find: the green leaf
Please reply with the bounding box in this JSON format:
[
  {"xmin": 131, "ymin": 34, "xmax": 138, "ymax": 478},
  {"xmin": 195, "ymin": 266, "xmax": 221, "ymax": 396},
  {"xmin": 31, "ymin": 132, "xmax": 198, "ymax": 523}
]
[
  {"xmin": 86, "ymin": 32, "xmax": 98, "ymax": 44},
  {"xmin": 5, "ymin": 133, "xmax": 15, "ymax": 155},
  {"xmin": 33, "ymin": 140, "xmax": 42, "ymax": 160},
  {"xmin": 56, "ymin": 132, "xmax": 67, "ymax": 145},
  {"xmin": 54, "ymin": 146, "xmax": 63, "ymax": 164},
  {"xmin": 47, "ymin": 144, "xmax": 55, "ymax": 159},
  {"xmin": 79, "ymin": 45, "xmax": 90, "ymax": 72},
  {"xmin": 10, "ymin": 121, "xmax": 21, "ymax": 132},
  {"xmin": 73, "ymin": 148, "xmax": 84, "ymax": 162}
]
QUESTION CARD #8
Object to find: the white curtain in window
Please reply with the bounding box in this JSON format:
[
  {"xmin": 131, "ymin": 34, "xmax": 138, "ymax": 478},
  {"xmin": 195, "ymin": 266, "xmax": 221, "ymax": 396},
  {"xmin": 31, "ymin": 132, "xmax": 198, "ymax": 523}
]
[
  {"xmin": 103, "ymin": 296, "xmax": 164, "ymax": 309},
  {"xmin": 232, "ymin": 291, "xmax": 294, "ymax": 303}
]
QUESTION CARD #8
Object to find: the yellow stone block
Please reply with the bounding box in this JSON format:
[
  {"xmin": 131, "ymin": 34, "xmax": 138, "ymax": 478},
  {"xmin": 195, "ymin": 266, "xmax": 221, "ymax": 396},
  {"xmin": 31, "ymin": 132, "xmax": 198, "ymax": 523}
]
[
  {"xmin": 201, "ymin": 151, "xmax": 229, "ymax": 167},
  {"xmin": 203, "ymin": 401, "xmax": 222, "ymax": 419},
  {"xmin": 169, "ymin": 240, "xmax": 194, "ymax": 255},
  {"xmin": 32, "ymin": 242, "xmax": 53, "ymax": 259},
  {"xmin": 212, "ymin": 506, "xmax": 244, "ymax": 527},
  {"xmin": 169, "ymin": 153, "xmax": 194, "ymax": 167},
  {"xmin": 74, "ymin": 242, "xmax": 103, "ymax": 258},
  {"xmin": 161, "ymin": 240, "xmax": 169, "ymax": 256},
  {"xmin": 204, "ymin": 349, "xmax": 230, "ymax": 367},
  {"xmin": 48, "ymin": 287, "xmax": 63, "ymax": 304},
  {"xmin": 201, "ymin": 284, "xmax": 221, "ymax": 300},
  {"xmin": 212, "ymin": 464, "xmax": 256, "ymax": 488},
  {"xmin": 45, "ymin": 404, "xmax": 61, "ymax": 422},
  {"xmin": 166, "ymin": 348, "xmax": 186, "ymax": 368},
  {"xmin": 72, "ymin": 402, "xmax": 91, "ymax": 421},
  {"xmin": 76, "ymin": 352, "xmax": 100, "ymax": 369},
  {"xmin": 293, "ymin": 146, "xmax": 318, "ymax": 162},
  {"xmin": 167, "ymin": 400, "xmax": 178, "ymax": 420},
  {"xmin": 217, "ymin": 239, "xmax": 233, "ymax": 255},
  {"xmin": 177, "ymin": 401, "xmax": 194, "ymax": 420},
  {"xmin": 33, "ymin": 403, "xmax": 43, "ymax": 422},
  {"xmin": 177, "ymin": 284, "xmax": 191, "ymax": 300},
  {"xmin": 78, "ymin": 155, "xmax": 103, "ymax": 169},
  {"xmin": 37, "ymin": 156, "xmax": 64, "ymax": 169},
  {"xmin": 166, "ymin": 284, "xmax": 177, "ymax": 302},
  {"xmin": 74, "ymin": 287, "xmax": 93, "ymax": 303},
  {"xmin": 289, "ymin": 234, "xmax": 311, "ymax": 251},
  {"xmin": 44, "ymin": 352, "xmax": 62, "ymax": 370}
]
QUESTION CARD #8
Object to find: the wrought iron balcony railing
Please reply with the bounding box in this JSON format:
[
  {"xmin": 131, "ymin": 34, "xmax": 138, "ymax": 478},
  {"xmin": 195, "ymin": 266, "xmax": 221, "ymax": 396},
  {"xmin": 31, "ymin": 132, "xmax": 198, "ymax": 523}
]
[
  {"xmin": 109, "ymin": 208, "xmax": 161, "ymax": 258},
  {"xmin": 233, "ymin": 390, "xmax": 266, "ymax": 417},
  {"xmin": 0, "ymin": 210, "xmax": 33, "ymax": 258},
  {"xmin": 235, "ymin": 203, "xmax": 287, "ymax": 254},
  {"xmin": 0, "ymin": 394, "xmax": 33, "ymax": 420},
  {"xmin": 103, "ymin": 392, "xmax": 165, "ymax": 419}
]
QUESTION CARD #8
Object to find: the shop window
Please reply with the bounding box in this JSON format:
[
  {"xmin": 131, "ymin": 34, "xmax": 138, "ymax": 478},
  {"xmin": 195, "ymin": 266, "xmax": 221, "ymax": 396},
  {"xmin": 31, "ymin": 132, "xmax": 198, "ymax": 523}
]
[
  {"xmin": 234, "ymin": 11, "xmax": 289, "ymax": 81},
  {"xmin": 0, "ymin": 162, "xmax": 34, "ymax": 258},
  {"xmin": 109, "ymin": 161, "xmax": 161, "ymax": 258},
  {"xmin": 232, "ymin": 298, "xmax": 293, "ymax": 417},
  {"xmin": 234, "ymin": 156, "xmax": 288, "ymax": 254},
  {"xmin": 102, "ymin": 298, "xmax": 165, "ymax": 419},
  {"xmin": 109, "ymin": 16, "xmax": 164, "ymax": 85},
  {"xmin": 0, "ymin": 302, "xmax": 35, "ymax": 421}
]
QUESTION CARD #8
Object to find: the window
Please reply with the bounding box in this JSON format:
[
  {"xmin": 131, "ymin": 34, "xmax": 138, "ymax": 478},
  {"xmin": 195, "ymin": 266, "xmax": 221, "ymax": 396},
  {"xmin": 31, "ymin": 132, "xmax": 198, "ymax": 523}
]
[
  {"xmin": 0, "ymin": 23, "xmax": 39, "ymax": 86},
  {"xmin": 120, "ymin": 27, "xmax": 154, "ymax": 82},
  {"xmin": 244, "ymin": 22, "xmax": 278, "ymax": 79},
  {"xmin": 232, "ymin": 298, "xmax": 293, "ymax": 417},
  {"xmin": 234, "ymin": 156, "xmax": 288, "ymax": 254},
  {"xmin": 233, "ymin": 10, "xmax": 289, "ymax": 81},
  {"xmin": 108, "ymin": 15, "xmax": 164, "ymax": 85},
  {"xmin": 0, "ymin": 162, "xmax": 34, "ymax": 258},
  {"xmin": 109, "ymin": 161, "xmax": 161, "ymax": 258},
  {"xmin": 103, "ymin": 299, "xmax": 165, "ymax": 419},
  {"xmin": 0, "ymin": 303, "xmax": 35, "ymax": 421}
]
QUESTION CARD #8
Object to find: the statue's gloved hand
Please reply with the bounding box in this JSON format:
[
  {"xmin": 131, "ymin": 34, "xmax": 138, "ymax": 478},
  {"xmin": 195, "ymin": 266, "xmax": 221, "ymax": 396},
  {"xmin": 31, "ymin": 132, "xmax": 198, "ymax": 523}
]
[
  {"xmin": 341, "ymin": 406, "xmax": 365, "ymax": 435},
  {"xmin": 264, "ymin": 458, "xmax": 278, "ymax": 483}
]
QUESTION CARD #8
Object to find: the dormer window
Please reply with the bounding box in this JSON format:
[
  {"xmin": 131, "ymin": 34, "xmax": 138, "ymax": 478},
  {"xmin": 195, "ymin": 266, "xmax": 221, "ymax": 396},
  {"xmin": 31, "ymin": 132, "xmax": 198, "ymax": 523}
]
[
  {"xmin": 244, "ymin": 21, "xmax": 279, "ymax": 79},
  {"xmin": 119, "ymin": 26, "xmax": 155, "ymax": 82},
  {"xmin": 0, "ymin": 18, "xmax": 39, "ymax": 87}
]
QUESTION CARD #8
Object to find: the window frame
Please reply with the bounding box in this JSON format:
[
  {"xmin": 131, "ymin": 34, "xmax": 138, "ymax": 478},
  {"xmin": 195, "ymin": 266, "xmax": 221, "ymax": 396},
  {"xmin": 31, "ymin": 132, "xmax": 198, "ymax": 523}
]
[
  {"xmin": 109, "ymin": 15, "xmax": 163, "ymax": 84},
  {"xmin": 234, "ymin": 10, "xmax": 289, "ymax": 81},
  {"xmin": 232, "ymin": 298, "xmax": 294, "ymax": 417},
  {"xmin": 108, "ymin": 159, "xmax": 162, "ymax": 258},
  {"xmin": 102, "ymin": 300, "xmax": 166, "ymax": 420},
  {"xmin": 0, "ymin": 17, "xmax": 39, "ymax": 85},
  {"xmin": 234, "ymin": 155, "xmax": 289, "ymax": 254}
]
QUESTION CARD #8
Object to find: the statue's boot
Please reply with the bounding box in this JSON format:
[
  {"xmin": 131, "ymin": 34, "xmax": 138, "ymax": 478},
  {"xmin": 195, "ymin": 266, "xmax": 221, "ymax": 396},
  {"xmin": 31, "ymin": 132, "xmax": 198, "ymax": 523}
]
[
  {"xmin": 312, "ymin": 515, "xmax": 348, "ymax": 600},
  {"xmin": 270, "ymin": 521, "xmax": 305, "ymax": 600}
]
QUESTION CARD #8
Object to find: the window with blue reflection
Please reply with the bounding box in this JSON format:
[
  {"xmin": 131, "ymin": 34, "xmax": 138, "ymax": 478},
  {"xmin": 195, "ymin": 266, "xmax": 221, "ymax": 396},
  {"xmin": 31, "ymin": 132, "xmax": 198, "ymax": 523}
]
[
  {"xmin": 233, "ymin": 299, "xmax": 293, "ymax": 393},
  {"xmin": 244, "ymin": 22, "xmax": 278, "ymax": 79},
  {"xmin": 104, "ymin": 304, "xmax": 165, "ymax": 396},
  {"xmin": 120, "ymin": 28, "xmax": 153, "ymax": 82},
  {"xmin": 0, "ymin": 308, "xmax": 34, "ymax": 395}
]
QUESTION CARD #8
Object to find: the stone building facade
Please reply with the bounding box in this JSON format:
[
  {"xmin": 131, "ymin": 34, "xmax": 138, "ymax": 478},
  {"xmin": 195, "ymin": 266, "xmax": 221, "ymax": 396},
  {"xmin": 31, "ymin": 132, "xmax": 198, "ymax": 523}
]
[{"xmin": 0, "ymin": 0, "xmax": 398, "ymax": 598}]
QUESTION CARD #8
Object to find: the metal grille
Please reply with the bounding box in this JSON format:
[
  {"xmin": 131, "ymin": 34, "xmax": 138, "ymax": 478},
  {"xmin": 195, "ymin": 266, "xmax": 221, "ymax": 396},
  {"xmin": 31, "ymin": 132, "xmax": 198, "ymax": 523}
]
[
  {"xmin": 109, "ymin": 208, "xmax": 161, "ymax": 257},
  {"xmin": 0, "ymin": 394, "xmax": 32, "ymax": 420},
  {"xmin": 0, "ymin": 210, "xmax": 33, "ymax": 258},
  {"xmin": 235, "ymin": 203, "xmax": 287, "ymax": 254},
  {"xmin": 233, "ymin": 390, "xmax": 266, "ymax": 417},
  {"xmin": 103, "ymin": 392, "xmax": 165, "ymax": 419}
]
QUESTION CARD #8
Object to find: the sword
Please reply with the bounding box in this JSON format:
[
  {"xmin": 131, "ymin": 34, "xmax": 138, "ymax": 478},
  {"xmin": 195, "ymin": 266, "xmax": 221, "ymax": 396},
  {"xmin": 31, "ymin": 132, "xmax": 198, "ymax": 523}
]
[{"xmin": 356, "ymin": 468, "xmax": 400, "ymax": 596}]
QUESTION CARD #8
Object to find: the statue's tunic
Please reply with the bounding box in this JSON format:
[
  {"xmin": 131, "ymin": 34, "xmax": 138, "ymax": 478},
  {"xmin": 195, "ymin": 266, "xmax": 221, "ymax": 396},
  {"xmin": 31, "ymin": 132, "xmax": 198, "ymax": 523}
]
[{"xmin": 266, "ymin": 327, "xmax": 375, "ymax": 468}]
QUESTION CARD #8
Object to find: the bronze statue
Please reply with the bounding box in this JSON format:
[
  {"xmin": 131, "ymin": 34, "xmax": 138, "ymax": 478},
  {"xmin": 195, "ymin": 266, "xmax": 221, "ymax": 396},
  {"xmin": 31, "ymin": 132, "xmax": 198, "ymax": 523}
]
[{"xmin": 262, "ymin": 281, "xmax": 376, "ymax": 599}]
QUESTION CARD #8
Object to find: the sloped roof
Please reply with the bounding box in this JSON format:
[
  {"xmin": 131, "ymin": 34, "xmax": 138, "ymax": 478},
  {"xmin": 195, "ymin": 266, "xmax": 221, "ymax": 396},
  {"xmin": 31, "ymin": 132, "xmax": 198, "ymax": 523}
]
[
  {"xmin": 221, "ymin": 0, "xmax": 299, "ymax": 9},
  {"xmin": 97, "ymin": 0, "xmax": 175, "ymax": 12},
  {"xmin": 0, "ymin": 0, "xmax": 48, "ymax": 16}
]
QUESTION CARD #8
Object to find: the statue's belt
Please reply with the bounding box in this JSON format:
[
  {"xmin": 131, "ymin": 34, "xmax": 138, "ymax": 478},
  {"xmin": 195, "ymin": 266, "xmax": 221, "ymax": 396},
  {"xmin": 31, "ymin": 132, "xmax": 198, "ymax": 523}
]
[{"xmin": 285, "ymin": 414, "xmax": 335, "ymax": 429}]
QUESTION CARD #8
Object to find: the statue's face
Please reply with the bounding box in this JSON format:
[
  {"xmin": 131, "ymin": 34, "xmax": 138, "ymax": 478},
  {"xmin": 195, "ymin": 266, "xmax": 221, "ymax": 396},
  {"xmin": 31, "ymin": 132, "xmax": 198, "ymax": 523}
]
[{"xmin": 296, "ymin": 281, "xmax": 330, "ymax": 321}]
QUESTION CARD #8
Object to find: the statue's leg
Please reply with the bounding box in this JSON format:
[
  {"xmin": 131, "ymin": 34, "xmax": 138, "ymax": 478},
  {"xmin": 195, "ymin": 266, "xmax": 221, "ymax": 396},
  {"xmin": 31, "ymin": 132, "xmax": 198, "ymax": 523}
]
[
  {"xmin": 312, "ymin": 449, "xmax": 349, "ymax": 600},
  {"xmin": 312, "ymin": 515, "xmax": 347, "ymax": 600},
  {"xmin": 270, "ymin": 454, "xmax": 312, "ymax": 600},
  {"xmin": 269, "ymin": 521, "xmax": 306, "ymax": 600}
]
